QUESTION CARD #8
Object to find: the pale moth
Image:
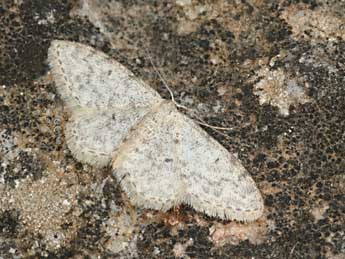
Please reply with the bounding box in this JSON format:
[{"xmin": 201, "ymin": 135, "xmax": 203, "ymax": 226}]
[{"xmin": 48, "ymin": 40, "xmax": 264, "ymax": 222}]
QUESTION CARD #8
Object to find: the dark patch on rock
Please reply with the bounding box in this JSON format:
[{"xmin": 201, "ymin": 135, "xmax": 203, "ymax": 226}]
[
  {"xmin": 4, "ymin": 151, "xmax": 44, "ymax": 187},
  {"xmin": 0, "ymin": 210, "xmax": 20, "ymax": 237}
]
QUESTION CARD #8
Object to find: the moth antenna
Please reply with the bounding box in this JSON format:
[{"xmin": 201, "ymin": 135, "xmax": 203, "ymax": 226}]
[
  {"xmin": 143, "ymin": 48, "xmax": 233, "ymax": 131},
  {"xmin": 117, "ymin": 173, "xmax": 128, "ymax": 186}
]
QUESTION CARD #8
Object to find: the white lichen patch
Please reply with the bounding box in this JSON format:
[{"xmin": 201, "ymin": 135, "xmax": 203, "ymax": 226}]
[
  {"xmin": 0, "ymin": 130, "xmax": 18, "ymax": 161},
  {"xmin": 0, "ymin": 130, "xmax": 19, "ymax": 184},
  {"xmin": 253, "ymin": 68, "xmax": 311, "ymax": 116},
  {"xmin": 70, "ymin": 0, "xmax": 136, "ymax": 49},
  {"xmin": 311, "ymin": 202, "xmax": 329, "ymax": 222},
  {"xmin": 0, "ymin": 170, "xmax": 82, "ymax": 250},
  {"xmin": 209, "ymin": 218, "xmax": 268, "ymax": 246},
  {"xmin": 173, "ymin": 238, "xmax": 193, "ymax": 259},
  {"xmin": 298, "ymin": 45, "xmax": 340, "ymax": 80},
  {"xmin": 102, "ymin": 212, "xmax": 138, "ymax": 257},
  {"xmin": 281, "ymin": 4, "xmax": 345, "ymax": 41},
  {"xmin": 175, "ymin": 0, "xmax": 192, "ymax": 7},
  {"xmin": 47, "ymin": 40, "xmax": 264, "ymax": 222}
]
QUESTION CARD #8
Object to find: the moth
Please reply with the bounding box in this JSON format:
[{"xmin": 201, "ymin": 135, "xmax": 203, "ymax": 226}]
[{"xmin": 48, "ymin": 40, "xmax": 263, "ymax": 221}]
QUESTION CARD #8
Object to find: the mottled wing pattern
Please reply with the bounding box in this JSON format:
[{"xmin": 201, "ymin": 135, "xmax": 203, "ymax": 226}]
[
  {"xmin": 112, "ymin": 101, "xmax": 263, "ymax": 221},
  {"xmin": 65, "ymin": 107, "xmax": 152, "ymax": 167},
  {"xmin": 176, "ymin": 113, "xmax": 264, "ymax": 221},
  {"xmin": 112, "ymin": 102, "xmax": 186, "ymax": 211},
  {"xmin": 48, "ymin": 40, "xmax": 264, "ymax": 221},
  {"xmin": 48, "ymin": 40, "xmax": 162, "ymax": 110},
  {"xmin": 48, "ymin": 40, "xmax": 163, "ymax": 167}
]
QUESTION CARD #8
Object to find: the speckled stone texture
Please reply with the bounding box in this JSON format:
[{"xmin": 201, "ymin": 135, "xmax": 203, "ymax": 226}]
[{"xmin": 0, "ymin": 0, "xmax": 344, "ymax": 258}]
